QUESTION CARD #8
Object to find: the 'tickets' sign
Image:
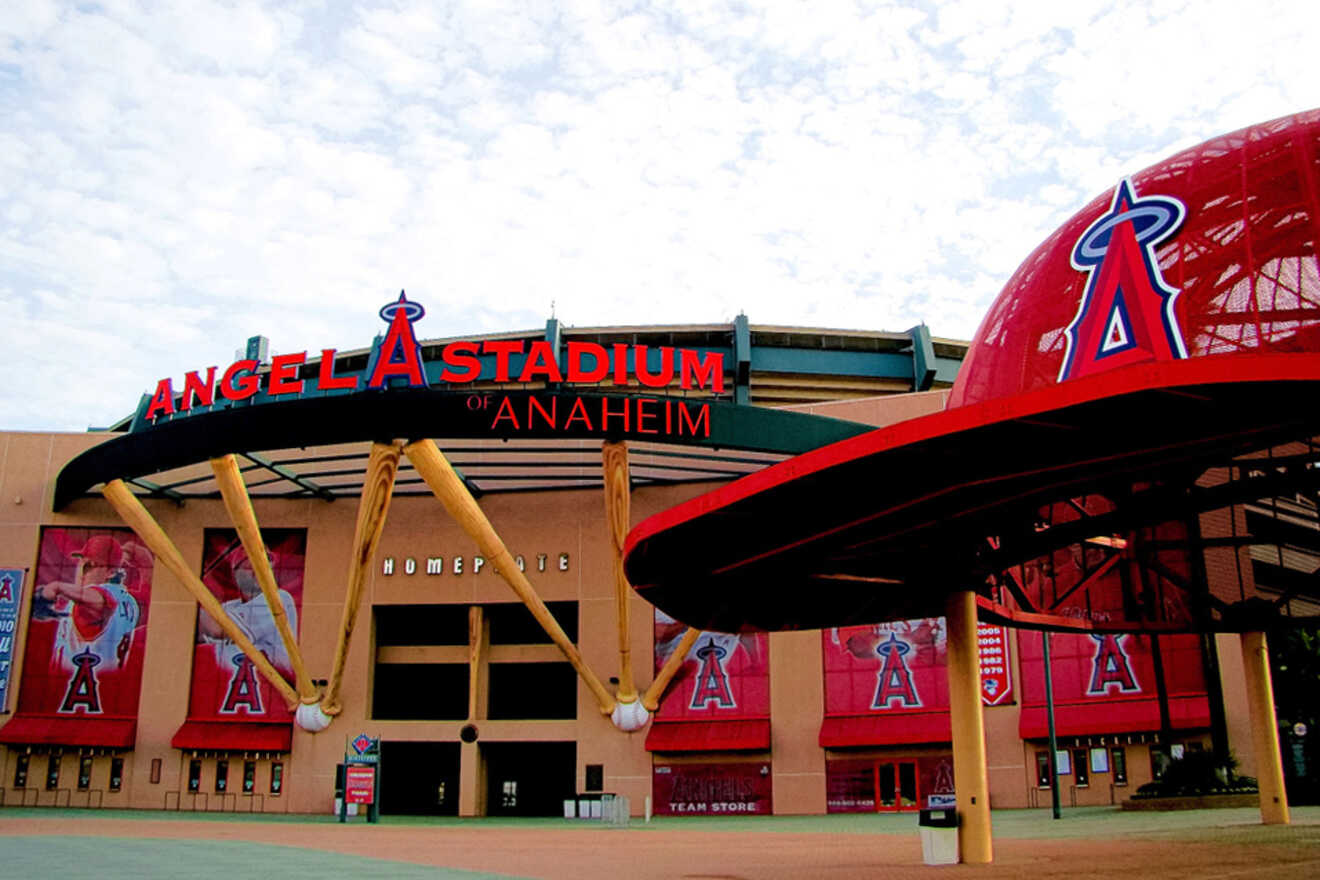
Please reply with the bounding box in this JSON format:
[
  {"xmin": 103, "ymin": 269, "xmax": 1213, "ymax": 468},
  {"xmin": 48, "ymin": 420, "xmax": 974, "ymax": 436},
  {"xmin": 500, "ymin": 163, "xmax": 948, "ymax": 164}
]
[
  {"xmin": 188, "ymin": 529, "xmax": 306, "ymax": 721},
  {"xmin": 142, "ymin": 292, "xmax": 725, "ymax": 441},
  {"xmin": 653, "ymin": 610, "xmax": 769, "ymax": 720},
  {"xmin": 15, "ymin": 528, "xmax": 154, "ymax": 719},
  {"xmin": 652, "ymin": 762, "xmax": 772, "ymax": 815}
]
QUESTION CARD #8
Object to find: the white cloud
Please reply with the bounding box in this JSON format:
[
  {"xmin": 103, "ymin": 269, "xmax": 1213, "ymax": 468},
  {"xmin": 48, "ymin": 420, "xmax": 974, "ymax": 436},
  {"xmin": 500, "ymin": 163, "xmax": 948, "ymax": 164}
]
[{"xmin": 1, "ymin": 0, "xmax": 1318, "ymax": 430}]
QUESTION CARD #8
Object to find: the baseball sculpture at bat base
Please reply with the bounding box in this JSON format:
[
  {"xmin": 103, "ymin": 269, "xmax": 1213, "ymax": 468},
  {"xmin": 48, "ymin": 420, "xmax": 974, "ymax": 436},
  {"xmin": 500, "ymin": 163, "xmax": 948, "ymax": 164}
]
[
  {"xmin": 610, "ymin": 699, "xmax": 650, "ymax": 732},
  {"xmin": 295, "ymin": 701, "xmax": 333, "ymax": 733}
]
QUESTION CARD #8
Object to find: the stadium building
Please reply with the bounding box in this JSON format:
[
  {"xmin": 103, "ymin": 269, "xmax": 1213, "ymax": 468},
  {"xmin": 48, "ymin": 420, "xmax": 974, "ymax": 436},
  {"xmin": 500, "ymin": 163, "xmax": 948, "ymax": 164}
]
[
  {"xmin": 0, "ymin": 312, "xmax": 1267, "ymax": 818},
  {"xmin": 2, "ymin": 109, "xmax": 1317, "ymax": 822}
]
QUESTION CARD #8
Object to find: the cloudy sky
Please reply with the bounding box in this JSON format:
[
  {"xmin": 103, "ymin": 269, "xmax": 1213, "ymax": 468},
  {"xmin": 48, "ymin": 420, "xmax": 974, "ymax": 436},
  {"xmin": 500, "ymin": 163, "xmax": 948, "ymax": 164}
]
[{"xmin": 2, "ymin": 1, "xmax": 1317, "ymax": 431}]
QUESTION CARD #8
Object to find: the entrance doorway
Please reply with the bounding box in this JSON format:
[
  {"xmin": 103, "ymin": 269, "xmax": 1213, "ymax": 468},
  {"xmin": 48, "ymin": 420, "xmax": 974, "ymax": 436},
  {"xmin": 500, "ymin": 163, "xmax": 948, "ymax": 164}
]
[
  {"xmin": 379, "ymin": 741, "xmax": 460, "ymax": 816},
  {"xmin": 483, "ymin": 742, "xmax": 575, "ymax": 817},
  {"xmin": 876, "ymin": 760, "xmax": 920, "ymax": 812}
]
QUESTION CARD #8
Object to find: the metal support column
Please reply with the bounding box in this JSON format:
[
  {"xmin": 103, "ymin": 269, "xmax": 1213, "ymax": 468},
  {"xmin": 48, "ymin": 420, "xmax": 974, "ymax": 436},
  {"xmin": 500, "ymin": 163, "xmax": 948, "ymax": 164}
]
[
  {"xmin": 1241, "ymin": 631, "xmax": 1290, "ymax": 824},
  {"xmin": 945, "ymin": 589, "xmax": 993, "ymax": 863}
]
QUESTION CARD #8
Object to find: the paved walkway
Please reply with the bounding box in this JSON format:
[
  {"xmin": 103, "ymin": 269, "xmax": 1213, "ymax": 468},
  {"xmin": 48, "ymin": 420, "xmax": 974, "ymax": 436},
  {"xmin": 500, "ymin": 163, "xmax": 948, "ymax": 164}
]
[{"xmin": 1, "ymin": 805, "xmax": 1317, "ymax": 879}]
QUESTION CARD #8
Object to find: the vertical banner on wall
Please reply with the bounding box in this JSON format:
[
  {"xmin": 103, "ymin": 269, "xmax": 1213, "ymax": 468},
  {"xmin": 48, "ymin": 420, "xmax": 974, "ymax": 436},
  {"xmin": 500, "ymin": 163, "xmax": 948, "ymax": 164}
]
[
  {"xmin": 823, "ymin": 618, "xmax": 949, "ymax": 715},
  {"xmin": 653, "ymin": 610, "xmax": 769, "ymax": 719},
  {"xmin": 977, "ymin": 623, "xmax": 1014, "ymax": 705},
  {"xmin": 1018, "ymin": 631, "xmax": 1206, "ymax": 704},
  {"xmin": 1017, "ymin": 630, "xmax": 1210, "ymax": 737},
  {"xmin": 189, "ymin": 529, "xmax": 306, "ymax": 721},
  {"xmin": 0, "ymin": 568, "xmax": 27, "ymax": 712},
  {"xmin": 14, "ymin": 528, "xmax": 154, "ymax": 718}
]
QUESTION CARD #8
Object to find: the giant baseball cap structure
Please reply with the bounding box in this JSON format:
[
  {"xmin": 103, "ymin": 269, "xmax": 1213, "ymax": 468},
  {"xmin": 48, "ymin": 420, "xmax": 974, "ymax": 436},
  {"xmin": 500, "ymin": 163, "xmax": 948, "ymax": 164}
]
[{"xmin": 625, "ymin": 109, "xmax": 1320, "ymax": 636}]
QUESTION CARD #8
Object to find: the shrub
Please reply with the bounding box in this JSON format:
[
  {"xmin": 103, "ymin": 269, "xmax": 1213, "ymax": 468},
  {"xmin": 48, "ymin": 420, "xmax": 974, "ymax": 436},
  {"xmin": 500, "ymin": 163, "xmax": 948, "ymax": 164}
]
[{"xmin": 1130, "ymin": 751, "xmax": 1258, "ymax": 799}]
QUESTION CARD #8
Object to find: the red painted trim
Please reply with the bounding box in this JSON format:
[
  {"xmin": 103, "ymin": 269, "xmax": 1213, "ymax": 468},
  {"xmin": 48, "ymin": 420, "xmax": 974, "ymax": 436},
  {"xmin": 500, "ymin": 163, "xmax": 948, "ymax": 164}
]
[
  {"xmin": 1018, "ymin": 696, "xmax": 1210, "ymax": 738},
  {"xmin": 170, "ymin": 720, "xmax": 293, "ymax": 752},
  {"xmin": 625, "ymin": 355, "xmax": 1320, "ymax": 563},
  {"xmin": 819, "ymin": 712, "xmax": 951, "ymax": 748},
  {"xmin": 644, "ymin": 719, "xmax": 771, "ymax": 752},
  {"xmin": 975, "ymin": 597, "xmax": 1201, "ymax": 634},
  {"xmin": 0, "ymin": 714, "xmax": 136, "ymax": 748}
]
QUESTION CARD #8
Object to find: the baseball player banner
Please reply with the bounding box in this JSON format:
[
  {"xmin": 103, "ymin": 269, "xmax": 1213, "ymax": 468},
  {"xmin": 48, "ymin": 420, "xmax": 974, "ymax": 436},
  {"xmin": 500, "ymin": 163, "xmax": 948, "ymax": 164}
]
[
  {"xmin": 187, "ymin": 528, "xmax": 306, "ymax": 722},
  {"xmin": 13, "ymin": 528, "xmax": 154, "ymax": 719},
  {"xmin": 0, "ymin": 568, "xmax": 27, "ymax": 712},
  {"xmin": 823, "ymin": 618, "xmax": 949, "ymax": 715},
  {"xmin": 1017, "ymin": 630, "xmax": 1207, "ymax": 705},
  {"xmin": 653, "ymin": 610, "xmax": 769, "ymax": 720}
]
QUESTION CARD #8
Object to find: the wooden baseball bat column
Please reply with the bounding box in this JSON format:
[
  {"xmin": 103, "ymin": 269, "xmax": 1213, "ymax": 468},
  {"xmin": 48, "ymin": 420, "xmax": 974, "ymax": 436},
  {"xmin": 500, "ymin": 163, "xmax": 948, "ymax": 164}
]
[
  {"xmin": 102, "ymin": 479, "xmax": 300, "ymax": 709},
  {"xmin": 211, "ymin": 454, "xmax": 316, "ymax": 704},
  {"xmin": 1241, "ymin": 631, "xmax": 1290, "ymax": 824},
  {"xmin": 945, "ymin": 588, "xmax": 993, "ymax": 864},
  {"xmin": 468, "ymin": 605, "xmax": 485, "ymax": 722},
  {"xmin": 642, "ymin": 627, "xmax": 701, "ymax": 712},
  {"xmin": 603, "ymin": 441, "xmax": 649, "ymax": 730},
  {"xmin": 405, "ymin": 438, "xmax": 617, "ymax": 716},
  {"xmin": 319, "ymin": 441, "xmax": 403, "ymax": 723}
]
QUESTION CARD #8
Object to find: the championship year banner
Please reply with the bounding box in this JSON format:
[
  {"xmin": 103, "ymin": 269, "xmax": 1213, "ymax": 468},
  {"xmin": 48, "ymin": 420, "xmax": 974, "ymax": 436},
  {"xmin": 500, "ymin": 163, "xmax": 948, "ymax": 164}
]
[
  {"xmin": 0, "ymin": 568, "xmax": 26, "ymax": 712},
  {"xmin": 977, "ymin": 623, "xmax": 1013, "ymax": 705},
  {"xmin": 823, "ymin": 618, "xmax": 948, "ymax": 715},
  {"xmin": 188, "ymin": 528, "xmax": 306, "ymax": 721},
  {"xmin": 653, "ymin": 610, "xmax": 769, "ymax": 720},
  {"xmin": 15, "ymin": 528, "xmax": 154, "ymax": 718}
]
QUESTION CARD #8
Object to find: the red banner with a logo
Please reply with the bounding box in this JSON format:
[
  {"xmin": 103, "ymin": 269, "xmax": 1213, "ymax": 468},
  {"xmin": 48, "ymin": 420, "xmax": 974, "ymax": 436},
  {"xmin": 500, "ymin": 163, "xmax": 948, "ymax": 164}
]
[
  {"xmin": 1017, "ymin": 630, "xmax": 1206, "ymax": 705},
  {"xmin": 823, "ymin": 618, "xmax": 949, "ymax": 715},
  {"xmin": 653, "ymin": 610, "xmax": 769, "ymax": 720},
  {"xmin": 15, "ymin": 528, "xmax": 154, "ymax": 719},
  {"xmin": 187, "ymin": 529, "xmax": 306, "ymax": 721}
]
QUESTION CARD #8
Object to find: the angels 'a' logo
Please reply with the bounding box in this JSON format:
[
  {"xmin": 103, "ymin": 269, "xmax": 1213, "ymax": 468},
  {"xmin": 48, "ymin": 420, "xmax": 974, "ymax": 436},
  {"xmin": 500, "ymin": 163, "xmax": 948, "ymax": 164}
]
[
  {"xmin": 1087, "ymin": 634, "xmax": 1141, "ymax": 695},
  {"xmin": 690, "ymin": 639, "xmax": 736, "ymax": 709},
  {"xmin": 1059, "ymin": 179, "xmax": 1187, "ymax": 382},
  {"xmin": 58, "ymin": 648, "xmax": 103, "ymax": 714},
  {"xmin": 220, "ymin": 654, "xmax": 265, "ymax": 714},
  {"xmin": 873, "ymin": 632, "xmax": 921, "ymax": 708},
  {"xmin": 368, "ymin": 290, "xmax": 429, "ymax": 389}
]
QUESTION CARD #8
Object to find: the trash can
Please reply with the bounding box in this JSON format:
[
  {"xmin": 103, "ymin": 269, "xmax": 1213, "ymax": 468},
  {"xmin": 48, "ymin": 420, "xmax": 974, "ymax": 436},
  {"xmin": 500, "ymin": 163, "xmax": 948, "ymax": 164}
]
[{"xmin": 917, "ymin": 808, "xmax": 959, "ymax": 865}]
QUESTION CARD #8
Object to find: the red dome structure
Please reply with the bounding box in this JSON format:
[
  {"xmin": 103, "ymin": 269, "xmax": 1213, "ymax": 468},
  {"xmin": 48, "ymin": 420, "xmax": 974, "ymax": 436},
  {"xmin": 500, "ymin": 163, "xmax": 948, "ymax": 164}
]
[
  {"xmin": 952, "ymin": 109, "xmax": 1320, "ymax": 408},
  {"xmin": 624, "ymin": 109, "xmax": 1320, "ymax": 637}
]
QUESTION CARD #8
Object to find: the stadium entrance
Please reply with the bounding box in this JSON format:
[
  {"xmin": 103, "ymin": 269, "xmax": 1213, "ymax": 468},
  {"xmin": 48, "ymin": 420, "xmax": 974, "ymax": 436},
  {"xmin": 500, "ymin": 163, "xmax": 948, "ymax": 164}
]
[
  {"xmin": 379, "ymin": 741, "xmax": 460, "ymax": 816},
  {"xmin": 483, "ymin": 742, "xmax": 575, "ymax": 817},
  {"xmin": 877, "ymin": 760, "xmax": 919, "ymax": 811}
]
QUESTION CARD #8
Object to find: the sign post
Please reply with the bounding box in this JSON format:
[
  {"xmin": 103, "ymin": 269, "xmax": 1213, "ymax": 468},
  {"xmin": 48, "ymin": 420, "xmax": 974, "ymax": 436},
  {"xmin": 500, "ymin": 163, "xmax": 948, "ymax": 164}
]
[{"xmin": 341, "ymin": 733, "xmax": 381, "ymax": 823}]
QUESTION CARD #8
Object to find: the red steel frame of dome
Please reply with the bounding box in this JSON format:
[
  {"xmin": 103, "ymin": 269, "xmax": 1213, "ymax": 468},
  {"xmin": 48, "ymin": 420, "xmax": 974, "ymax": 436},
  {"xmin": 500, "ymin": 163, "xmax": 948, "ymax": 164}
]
[{"xmin": 624, "ymin": 109, "xmax": 1320, "ymax": 864}]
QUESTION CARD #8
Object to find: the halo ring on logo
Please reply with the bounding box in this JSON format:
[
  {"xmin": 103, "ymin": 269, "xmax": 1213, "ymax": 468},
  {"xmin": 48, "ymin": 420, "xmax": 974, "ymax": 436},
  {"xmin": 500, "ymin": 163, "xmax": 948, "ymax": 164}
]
[
  {"xmin": 379, "ymin": 299, "xmax": 425, "ymax": 322},
  {"xmin": 1074, "ymin": 203, "xmax": 1181, "ymax": 263}
]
